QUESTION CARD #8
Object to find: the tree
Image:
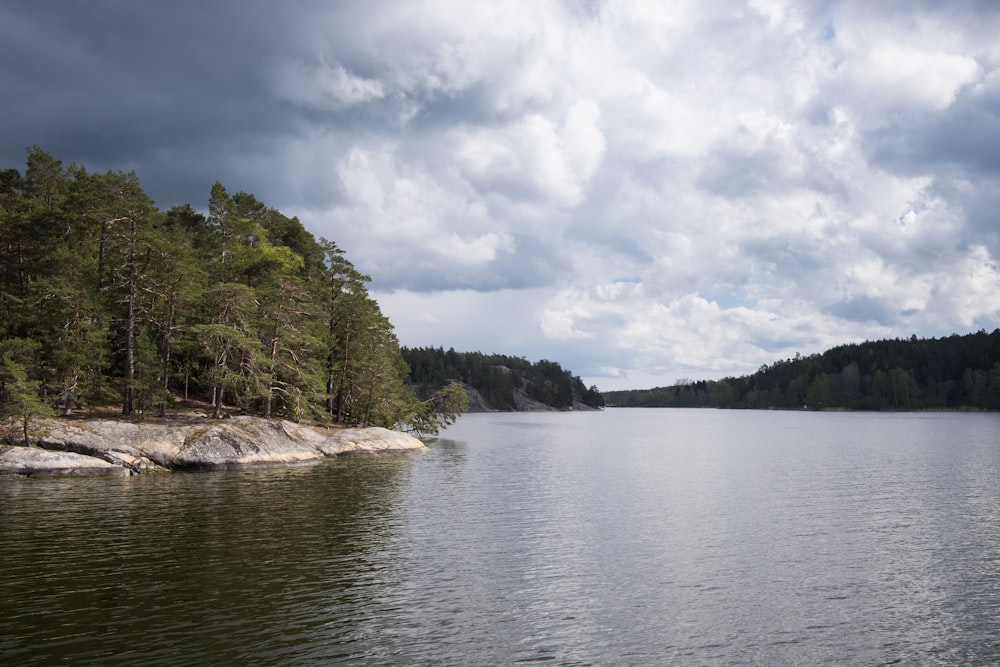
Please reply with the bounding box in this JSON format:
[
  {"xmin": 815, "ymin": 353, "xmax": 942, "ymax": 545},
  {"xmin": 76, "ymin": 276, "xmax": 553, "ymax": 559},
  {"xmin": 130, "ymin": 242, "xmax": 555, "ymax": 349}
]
[
  {"xmin": 94, "ymin": 171, "xmax": 157, "ymax": 416},
  {"xmin": 0, "ymin": 149, "xmax": 445, "ymax": 427},
  {"xmin": 254, "ymin": 249, "xmax": 324, "ymax": 420},
  {"xmin": 807, "ymin": 373, "xmax": 832, "ymax": 409},
  {"xmin": 0, "ymin": 338, "xmax": 54, "ymax": 445},
  {"xmin": 141, "ymin": 214, "xmax": 208, "ymax": 415},
  {"xmin": 318, "ymin": 239, "xmax": 372, "ymax": 421},
  {"xmin": 193, "ymin": 283, "xmax": 266, "ymax": 419},
  {"xmin": 0, "ymin": 167, "xmax": 28, "ymax": 339},
  {"xmin": 32, "ymin": 264, "xmax": 107, "ymax": 415},
  {"xmin": 404, "ymin": 380, "xmax": 470, "ymax": 437},
  {"xmin": 582, "ymin": 384, "xmax": 605, "ymax": 408}
]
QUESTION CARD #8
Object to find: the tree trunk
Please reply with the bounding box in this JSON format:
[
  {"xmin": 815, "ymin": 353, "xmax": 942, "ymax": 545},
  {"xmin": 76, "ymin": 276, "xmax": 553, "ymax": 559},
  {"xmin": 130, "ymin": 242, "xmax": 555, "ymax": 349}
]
[
  {"xmin": 335, "ymin": 332, "xmax": 351, "ymax": 423},
  {"xmin": 264, "ymin": 332, "xmax": 278, "ymax": 420},
  {"xmin": 326, "ymin": 315, "xmax": 338, "ymax": 416},
  {"xmin": 122, "ymin": 230, "xmax": 137, "ymax": 416},
  {"xmin": 98, "ymin": 219, "xmax": 108, "ymax": 288},
  {"xmin": 326, "ymin": 348, "xmax": 336, "ymax": 416},
  {"xmin": 157, "ymin": 295, "xmax": 176, "ymax": 418},
  {"xmin": 363, "ymin": 380, "xmax": 375, "ymax": 426}
]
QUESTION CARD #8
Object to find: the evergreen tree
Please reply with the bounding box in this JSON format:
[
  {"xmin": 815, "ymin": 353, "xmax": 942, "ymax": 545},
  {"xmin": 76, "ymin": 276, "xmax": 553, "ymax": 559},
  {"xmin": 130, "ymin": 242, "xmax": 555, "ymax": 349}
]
[
  {"xmin": 0, "ymin": 338, "xmax": 54, "ymax": 445},
  {"xmin": 193, "ymin": 283, "xmax": 266, "ymax": 419},
  {"xmin": 0, "ymin": 148, "xmax": 483, "ymax": 435}
]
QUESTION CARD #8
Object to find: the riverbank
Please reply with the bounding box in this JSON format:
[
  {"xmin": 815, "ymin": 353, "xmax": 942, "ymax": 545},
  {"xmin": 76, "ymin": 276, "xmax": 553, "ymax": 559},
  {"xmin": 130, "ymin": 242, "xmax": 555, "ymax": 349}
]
[{"xmin": 0, "ymin": 416, "xmax": 424, "ymax": 477}]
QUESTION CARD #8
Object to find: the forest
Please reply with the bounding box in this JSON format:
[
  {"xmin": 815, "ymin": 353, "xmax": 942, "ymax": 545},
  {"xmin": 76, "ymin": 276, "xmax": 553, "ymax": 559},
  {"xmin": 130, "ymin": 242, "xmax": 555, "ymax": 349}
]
[
  {"xmin": 402, "ymin": 347, "xmax": 605, "ymax": 411},
  {"xmin": 0, "ymin": 147, "xmax": 462, "ymax": 435},
  {"xmin": 604, "ymin": 330, "xmax": 1000, "ymax": 411}
]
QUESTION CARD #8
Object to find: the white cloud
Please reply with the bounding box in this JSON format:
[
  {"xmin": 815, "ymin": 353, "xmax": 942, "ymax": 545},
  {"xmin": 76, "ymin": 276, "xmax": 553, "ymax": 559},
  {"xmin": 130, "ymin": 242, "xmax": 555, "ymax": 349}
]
[
  {"xmin": 934, "ymin": 245, "xmax": 1000, "ymax": 329},
  {"xmin": 540, "ymin": 308, "xmax": 594, "ymax": 341},
  {"xmin": 454, "ymin": 99, "xmax": 605, "ymax": 207},
  {"xmin": 439, "ymin": 231, "xmax": 515, "ymax": 265},
  {"xmin": 8, "ymin": 0, "xmax": 1000, "ymax": 390},
  {"xmin": 830, "ymin": 5, "xmax": 985, "ymax": 122},
  {"xmin": 268, "ymin": 2, "xmax": 1000, "ymax": 389},
  {"xmin": 837, "ymin": 41, "xmax": 981, "ymax": 114},
  {"xmin": 337, "ymin": 147, "xmax": 388, "ymax": 208}
]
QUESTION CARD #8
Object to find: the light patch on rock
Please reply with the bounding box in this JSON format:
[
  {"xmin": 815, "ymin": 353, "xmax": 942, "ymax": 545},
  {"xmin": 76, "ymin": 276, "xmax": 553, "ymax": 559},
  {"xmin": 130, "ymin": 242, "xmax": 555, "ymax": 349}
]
[
  {"xmin": 0, "ymin": 417, "xmax": 425, "ymax": 476},
  {"xmin": 0, "ymin": 445, "xmax": 129, "ymax": 477}
]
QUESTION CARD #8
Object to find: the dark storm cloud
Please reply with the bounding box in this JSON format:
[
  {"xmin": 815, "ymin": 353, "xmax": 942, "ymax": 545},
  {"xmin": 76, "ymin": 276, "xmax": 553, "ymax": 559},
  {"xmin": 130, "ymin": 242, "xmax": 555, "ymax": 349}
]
[{"xmin": 0, "ymin": 1, "xmax": 356, "ymax": 208}]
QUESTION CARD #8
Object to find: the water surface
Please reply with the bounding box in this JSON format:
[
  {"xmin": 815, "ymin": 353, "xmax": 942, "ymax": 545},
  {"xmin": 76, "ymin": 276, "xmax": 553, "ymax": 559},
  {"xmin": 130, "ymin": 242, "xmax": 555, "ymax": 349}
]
[{"xmin": 3, "ymin": 409, "xmax": 1000, "ymax": 665}]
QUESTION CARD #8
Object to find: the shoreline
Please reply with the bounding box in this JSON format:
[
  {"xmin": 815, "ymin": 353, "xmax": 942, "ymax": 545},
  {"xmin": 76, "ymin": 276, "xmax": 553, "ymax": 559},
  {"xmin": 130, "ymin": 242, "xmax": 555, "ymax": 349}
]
[{"xmin": 0, "ymin": 416, "xmax": 425, "ymax": 478}]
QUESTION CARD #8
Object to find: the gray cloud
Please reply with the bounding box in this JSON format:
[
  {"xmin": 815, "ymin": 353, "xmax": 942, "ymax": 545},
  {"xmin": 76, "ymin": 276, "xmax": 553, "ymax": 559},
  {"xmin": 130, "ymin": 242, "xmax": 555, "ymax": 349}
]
[
  {"xmin": 4, "ymin": 0, "xmax": 1000, "ymax": 388},
  {"xmin": 825, "ymin": 295, "xmax": 904, "ymax": 327},
  {"xmin": 869, "ymin": 85, "xmax": 1000, "ymax": 177}
]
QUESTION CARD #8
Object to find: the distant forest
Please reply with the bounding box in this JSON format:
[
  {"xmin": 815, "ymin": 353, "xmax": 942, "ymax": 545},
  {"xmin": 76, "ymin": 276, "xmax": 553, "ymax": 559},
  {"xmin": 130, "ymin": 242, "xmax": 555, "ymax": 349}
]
[
  {"xmin": 0, "ymin": 148, "xmax": 464, "ymax": 434},
  {"xmin": 401, "ymin": 347, "xmax": 605, "ymax": 411},
  {"xmin": 604, "ymin": 330, "xmax": 1000, "ymax": 411}
]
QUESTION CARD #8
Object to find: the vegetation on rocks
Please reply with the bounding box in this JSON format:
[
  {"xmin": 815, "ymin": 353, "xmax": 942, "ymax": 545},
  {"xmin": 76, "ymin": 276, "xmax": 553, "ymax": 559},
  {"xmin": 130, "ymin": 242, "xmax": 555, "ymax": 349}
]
[{"xmin": 0, "ymin": 148, "xmax": 464, "ymax": 440}]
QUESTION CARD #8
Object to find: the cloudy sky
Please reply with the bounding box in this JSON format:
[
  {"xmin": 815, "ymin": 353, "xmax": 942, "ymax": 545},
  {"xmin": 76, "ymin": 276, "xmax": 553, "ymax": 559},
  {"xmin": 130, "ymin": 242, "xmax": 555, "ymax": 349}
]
[{"xmin": 3, "ymin": 0, "xmax": 1000, "ymax": 390}]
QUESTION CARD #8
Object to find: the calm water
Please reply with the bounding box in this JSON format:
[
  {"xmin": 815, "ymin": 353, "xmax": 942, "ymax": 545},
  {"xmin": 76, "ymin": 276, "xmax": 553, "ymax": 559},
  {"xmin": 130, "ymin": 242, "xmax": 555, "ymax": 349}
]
[{"xmin": 4, "ymin": 409, "xmax": 1000, "ymax": 665}]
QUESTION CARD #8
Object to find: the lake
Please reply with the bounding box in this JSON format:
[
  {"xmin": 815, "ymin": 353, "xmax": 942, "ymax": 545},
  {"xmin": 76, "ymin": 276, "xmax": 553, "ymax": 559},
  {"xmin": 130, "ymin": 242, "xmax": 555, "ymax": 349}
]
[{"xmin": 3, "ymin": 409, "xmax": 1000, "ymax": 665}]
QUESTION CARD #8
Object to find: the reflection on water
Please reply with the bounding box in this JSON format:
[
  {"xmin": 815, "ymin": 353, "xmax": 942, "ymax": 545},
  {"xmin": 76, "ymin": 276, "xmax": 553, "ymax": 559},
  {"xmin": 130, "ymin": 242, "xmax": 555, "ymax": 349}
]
[
  {"xmin": 1, "ymin": 459, "xmax": 414, "ymax": 665},
  {"xmin": 4, "ymin": 410, "xmax": 1000, "ymax": 665}
]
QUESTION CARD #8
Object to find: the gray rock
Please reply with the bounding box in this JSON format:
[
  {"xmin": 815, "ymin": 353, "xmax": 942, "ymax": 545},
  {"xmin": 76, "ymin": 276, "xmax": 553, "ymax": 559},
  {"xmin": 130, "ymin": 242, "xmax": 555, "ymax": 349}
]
[
  {"xmin": 0, "ymin": 445, "xmax": 130, "ymax": 477},
  {"xmin": 0, "ymin": 417, "xmax": 424, "ymax": 477},
  {"xmin": 40, "ymin": 420, "xmax": 184, "ymax": 468},
  {"xmin": 310, "ymin": 425, "xmax": 428, "ymax": 456},
  {"xmin": 172, "ymin": 417, "xmax": 326, "ymax": 469},
  {"xmin": 171, "ymin": 418, "xmax": 424, "ymax": 468}
]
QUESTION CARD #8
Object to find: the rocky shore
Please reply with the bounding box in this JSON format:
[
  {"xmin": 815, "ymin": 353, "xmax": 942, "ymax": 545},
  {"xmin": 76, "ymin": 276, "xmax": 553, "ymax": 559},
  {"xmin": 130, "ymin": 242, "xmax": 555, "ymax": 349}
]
[{"xmin": 0, "ymin": 416, "xmax": 424, "ymax": 477}]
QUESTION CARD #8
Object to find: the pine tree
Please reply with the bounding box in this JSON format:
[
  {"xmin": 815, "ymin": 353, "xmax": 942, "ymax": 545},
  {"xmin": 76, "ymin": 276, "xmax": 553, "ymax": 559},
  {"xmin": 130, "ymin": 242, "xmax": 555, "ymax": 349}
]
[{"xmin": 0, "ymin": 338, "xmax": 55, "ymax": 445}]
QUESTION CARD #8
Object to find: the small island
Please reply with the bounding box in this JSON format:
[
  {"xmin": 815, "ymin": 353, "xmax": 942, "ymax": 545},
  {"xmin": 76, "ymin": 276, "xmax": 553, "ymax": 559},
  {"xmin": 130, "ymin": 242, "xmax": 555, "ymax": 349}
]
[
  {"xmin": 0, "ymin": 149, "xmax": 607, "ymax": 477},
  {"xmin": 0, "ymin": 149, "xmax": 478, "ymax": 474}
]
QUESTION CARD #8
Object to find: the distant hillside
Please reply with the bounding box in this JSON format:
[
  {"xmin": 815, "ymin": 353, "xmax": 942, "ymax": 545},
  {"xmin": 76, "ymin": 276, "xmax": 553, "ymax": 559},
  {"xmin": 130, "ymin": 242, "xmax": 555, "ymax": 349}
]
[
  {"xmin": 401, "ymin": 347, "xmax": 605, "ymax": 412},
  {"xmin": 604, "ymin": 330, "xmax": 1000, "ymax": 411}
]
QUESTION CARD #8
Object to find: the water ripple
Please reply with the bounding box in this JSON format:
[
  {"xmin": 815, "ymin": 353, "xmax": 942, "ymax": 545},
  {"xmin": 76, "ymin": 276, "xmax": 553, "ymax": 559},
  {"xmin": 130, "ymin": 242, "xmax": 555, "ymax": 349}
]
[{"xmin": 4, "ymin": 410, "xmax": 1000, "ymax": 664}]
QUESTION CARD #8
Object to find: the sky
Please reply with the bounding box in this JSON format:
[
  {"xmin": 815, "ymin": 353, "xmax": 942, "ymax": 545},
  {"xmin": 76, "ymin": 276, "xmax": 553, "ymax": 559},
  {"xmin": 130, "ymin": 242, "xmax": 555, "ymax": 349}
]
[{"xmin": 2, "ymin": 0, "xmax": 1000, "ymax": 391}]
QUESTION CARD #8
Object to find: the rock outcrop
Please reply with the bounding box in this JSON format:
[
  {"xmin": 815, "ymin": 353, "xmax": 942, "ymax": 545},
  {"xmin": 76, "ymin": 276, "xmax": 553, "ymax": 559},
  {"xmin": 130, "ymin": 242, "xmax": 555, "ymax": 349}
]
[
  {"xmin": 0, "ymin": 416, "xmax": 424, "ymax": 477},
  {"xmin": 0, "ymin": 445, "xmax": 130, "ymax": 477}
]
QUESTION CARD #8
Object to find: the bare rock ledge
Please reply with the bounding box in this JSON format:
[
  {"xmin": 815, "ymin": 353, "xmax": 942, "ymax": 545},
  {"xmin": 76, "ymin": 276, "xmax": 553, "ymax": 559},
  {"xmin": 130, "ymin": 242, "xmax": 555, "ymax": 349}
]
[{"xmin": 0, "ymin": 416, "xmax": 424, "ymax": 477}]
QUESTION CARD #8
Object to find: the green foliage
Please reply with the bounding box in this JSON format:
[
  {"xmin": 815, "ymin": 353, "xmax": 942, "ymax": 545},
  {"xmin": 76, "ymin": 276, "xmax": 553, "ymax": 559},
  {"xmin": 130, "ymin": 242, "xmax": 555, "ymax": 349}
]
[
  {"xmin": 604, "ymin": 330, "xmax": 1000, "ymax": 411},
  {"xmin": 0, "ymin": 338, "xmax": 55, "ymax": 444},
  {"xmin": 1, "ymin": 147, "xmax": 600, "ymax": 429},
  {"xmin": 0, "ymin": 148, "xmax": 421, "ymax": 427},
  {"xmin": 403, "ymin": 380, "xmax": 471, "ymax": 437}
]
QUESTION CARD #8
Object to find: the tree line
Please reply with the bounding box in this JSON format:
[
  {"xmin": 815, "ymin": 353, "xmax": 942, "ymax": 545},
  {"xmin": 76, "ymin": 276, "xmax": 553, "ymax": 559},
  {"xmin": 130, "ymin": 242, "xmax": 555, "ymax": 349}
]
[
  {"xmin": 402, "ymin": 346, "xmax": 605, "ymax": 410},
  {"xmin": 0, "ymin": 147, "xmax": 462, "ymax": 437},
  {"xmin": 603, "ymin": 330, "xmax": 1000, "ymax": 410}
]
